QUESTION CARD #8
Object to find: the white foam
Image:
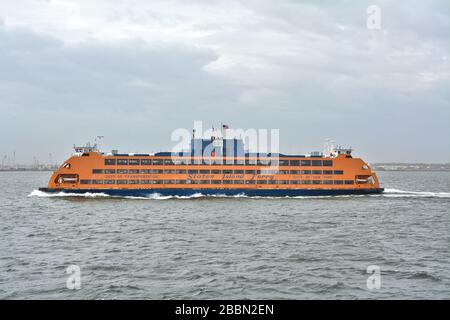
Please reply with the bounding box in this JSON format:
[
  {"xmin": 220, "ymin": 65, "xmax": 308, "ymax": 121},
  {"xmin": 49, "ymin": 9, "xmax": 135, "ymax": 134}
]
[
  {"xmin": 28, "ymin": 190, "xmax": 109, "ymax": 198},
  {"xmin": 381, "ymin": 188, "xmax": 450, "ymax": 198},
  {"xmin": 28, "ymin": 188, "xmax": 450, "ymax": 200}
]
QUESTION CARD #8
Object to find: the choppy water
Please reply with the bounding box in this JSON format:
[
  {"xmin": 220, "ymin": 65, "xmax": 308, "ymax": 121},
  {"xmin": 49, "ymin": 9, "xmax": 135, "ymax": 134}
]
[{"xmin": 1, "ymin": 171, "xmax": 449, "ymax": 299}]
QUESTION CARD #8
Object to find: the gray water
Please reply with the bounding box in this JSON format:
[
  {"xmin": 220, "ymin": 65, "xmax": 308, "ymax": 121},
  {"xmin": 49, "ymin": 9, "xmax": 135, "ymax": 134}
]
[{"xmin": 0, "ymin": 171, "xmax": 449, "ymax": 299}]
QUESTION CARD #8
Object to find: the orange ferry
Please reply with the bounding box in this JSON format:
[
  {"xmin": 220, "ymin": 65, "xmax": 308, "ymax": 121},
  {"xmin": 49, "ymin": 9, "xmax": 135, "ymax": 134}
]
[{"xmin": 40, "ymin": 133, "xmax": 383, "ymax": 197}]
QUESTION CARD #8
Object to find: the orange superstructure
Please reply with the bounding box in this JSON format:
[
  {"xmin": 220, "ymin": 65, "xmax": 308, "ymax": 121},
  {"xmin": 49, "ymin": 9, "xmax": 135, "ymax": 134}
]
[{"xmin": 40, "ymin": 137, "xmax": 383, "ymax": 197}]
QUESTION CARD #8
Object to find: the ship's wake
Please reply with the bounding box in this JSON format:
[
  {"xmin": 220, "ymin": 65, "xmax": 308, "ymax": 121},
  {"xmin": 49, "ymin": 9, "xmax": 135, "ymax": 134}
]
[
  {"xmin": 28, "ymin": 190, "xmax": 110, "ymax": 198},
  {"xmin": 382, "ymin": 188, "xmax": 450, "ymax": 198},
  {"xmin": 28, "ymin": 189, "xmax": 450, "ymax": 200}
]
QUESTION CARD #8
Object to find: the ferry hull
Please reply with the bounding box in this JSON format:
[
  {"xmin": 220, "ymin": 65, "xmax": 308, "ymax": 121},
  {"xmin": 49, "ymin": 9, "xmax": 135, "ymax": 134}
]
[{"xmin": 39, "ymin": 187, "xmax": 384, "ymax": 197}]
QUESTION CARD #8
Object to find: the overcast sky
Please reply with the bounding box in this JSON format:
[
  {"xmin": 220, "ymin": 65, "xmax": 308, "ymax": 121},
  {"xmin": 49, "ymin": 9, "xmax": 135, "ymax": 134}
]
[{"xmin": 0, "ymin": 0, "xmax": 449, "ymax": 164}]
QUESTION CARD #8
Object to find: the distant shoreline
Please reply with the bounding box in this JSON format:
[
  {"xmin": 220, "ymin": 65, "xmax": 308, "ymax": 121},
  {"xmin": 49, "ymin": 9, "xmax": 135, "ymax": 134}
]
[
  {"xmin": 0, "ymin": 169, "xmax": 56, "ymax": 172},
  {"xmin": 371, "ymin": 163, "xmax": 450, "ymax": 172}
]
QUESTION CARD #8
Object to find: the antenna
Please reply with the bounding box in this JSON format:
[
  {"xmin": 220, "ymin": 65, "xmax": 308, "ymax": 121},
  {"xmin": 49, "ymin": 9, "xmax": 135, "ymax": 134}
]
[{"xmin": 94, "ymin": 136, "xmax": 104, "ymax": 150}]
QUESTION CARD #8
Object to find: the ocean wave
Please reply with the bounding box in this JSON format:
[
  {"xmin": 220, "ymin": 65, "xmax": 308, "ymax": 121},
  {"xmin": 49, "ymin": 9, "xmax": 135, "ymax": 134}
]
[
  {"xmin": 28, "ymin": 190, "xmax": 110, "ymax": 198},
  {"xmin": 29, "ymin": 188, "xmax": 450, "ymax": 200},
  {"xmin": 28, "ymin": 190, "xmax": 223, "ymax": 200},
  {"xmin": 381, "ymin": 188, "xmax": 450, "ymax": 198},
  {"xmin": 28, "ymin": 190, "xmax": 367, "ymax": 200}
]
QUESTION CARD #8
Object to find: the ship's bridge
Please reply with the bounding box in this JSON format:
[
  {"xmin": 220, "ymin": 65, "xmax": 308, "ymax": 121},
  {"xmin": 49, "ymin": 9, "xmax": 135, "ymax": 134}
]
[{"xmin": 73, "ymin": 143, "xmax": 99, "ymax": 155}]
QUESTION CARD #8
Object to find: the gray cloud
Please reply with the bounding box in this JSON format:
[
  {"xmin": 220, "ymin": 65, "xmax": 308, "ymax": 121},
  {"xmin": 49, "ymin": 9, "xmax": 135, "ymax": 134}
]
[{"xmin": 0, "ymin": 1, "xmax": 449, "ymax": 164}]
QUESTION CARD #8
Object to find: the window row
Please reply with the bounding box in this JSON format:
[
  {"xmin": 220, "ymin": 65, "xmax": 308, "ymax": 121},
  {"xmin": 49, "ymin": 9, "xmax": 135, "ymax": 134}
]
[
  {"xmin": 93, "ymin": 169, "xmax": 344, "ymax": 175},
  {"xmin": 104, "ymin": 159, "xmax": 334, "ymax": 167},
  {"xmin": 80, "ymin": 179, "xmax": 355, "ymax": 185}
]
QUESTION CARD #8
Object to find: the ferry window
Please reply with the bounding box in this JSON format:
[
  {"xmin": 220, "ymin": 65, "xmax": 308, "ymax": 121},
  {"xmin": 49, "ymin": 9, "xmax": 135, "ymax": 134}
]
[
  {"xmin": 223, "ymin": 180, "xmax": 233, "ymax": 184},
  {"xmin": 290, "ymin": 160, "xmax": 300, "ymax": 166},
  {"xmin": 211, "ymin": 170, "xmax": 221, "ymax": 174},
  {"xmin": 140, "ymin": 159, "xmax": 152, "ymax": 165},
  {"xmin": 105, "ymin": 159, "xmax": 116, "ymax": 165},
  {"xmin": 234, "ymin": 180, "xmax": 245, "ymax": 184},
  {"xmin": 301, "ymin": 160, "xmax": 311, "ymax": 166},
  {"xmin": 245, "ymin": 159, "xmax": 256, "ymax": 165},
  {"xmin": 191, "ymin": 158, "xmax": 203, "ymax": 165},
  {"xmin": 117, "ymin": 159, "xmax": 128, "ymax": 165},
  {"xmin": 117, "ymin": 169, "xmax": 128, "ymax": 174},
  {"xmin": 334, "ymin": 170, "xmax": 344, "ymax": 175},
  {"xmin": 334, "ymin": 180, "xmax": 344, "ymax": 185},
  {"xmin": 92, "ymin": 180, "xmax": 104, "ymax": 184},
  {"xmin": 104, "ymin": 180, "xmax": 115, "ymax": 184},
  {"xmin": 290, "ymin": 170, "xmax": 300, "ymax": 174},
  {"xmin": 175, "ymin": 169, "xmax": 187, "ymax": 174},
  {"xmin": 211, "ymin": 180, "xmax": 222, "ymax": 184},
  {"xmin": 200, "ymin": 170, "xmax": 210, "ymax": 174},
  {"xmin": 140, "ymin": 180, "xmax": 150, "ymax": 184},
  {"xmin": 279, "ymin": 170, "xmax": 289, "ymax": 174},
  {"xmin": 176, "ymin": 180, "xmax": 187, "ymax": 184},
  {"xmin": 270, "ymin": 159, "xmax": 279, "ymax": 167},
  {"xmin": 234, "ymin": 170, "xmax": 244, "ymax": 174},
  {"xmin": 172, "ymin": 159, "xmax": 184, "ymax": 165},
  {"xmin": 93, "ymin": 169, "xmax": 104, "ymax": 174},
  {"xmin": 257, "ymin": 159, "xmax": 269, "ymax": 166},
  {"xmin": 312, "ymin": 170, "xmax": 322, "ymax": 175},
  {"xmin": 223, "ymin": 170, "xmax": 232, "ymax": 174},
  {"xmin": 345, "ymin": 180, "xmax": 354, "ymax": 185},
  {"xmin": 128, "ymin": 180, "xmax": 139, "ymax": 184},
  {"xmin": 153, "ymin": 159, "xmax": 163, "ymax": 165},
  {"xmin": 200, "ymin": 180, "xmax": 211, "ymax": 184},
  {"xmin": 105, "ymin": 169, "xmax": 116, "ymax": 174},
  {"xmin": 312, "ymin": 160, "xmax": 322, "ymax": 166},
  {"xmin": 234, "ymin": 159, "xmax": 245, "ymax": 165},
  {"xmin": 140, "ymin": 169, "xmax": 150, "ymax": 174},
  {"xmin": 257, "ymin": 180, "xmax": 267, "ymax": 184},
  {"xmin": 188, "ymin": 169, "xmax": 198, "ymax": 174},
  {"xmin": 312, "ymin": 180, "xmax": 322, "ymax": 184},
  {"xmin": 324, "ymin": 180, "xmax": 333, "ymax": 185},
  {"xmin": 80, "ymin": 180, "xmax": 92, "ymax": 184},
  {"xmin": 301, "ymin": 170, "xmax": 311, "ymax": 174},
  {"xmin": 164, "ymin": 159, "xmax": 174, "ymax": 165},
  {"xmin": 279, "ymin": 160, "xmax": 289, "ymax": 166},
  {"xmin": 165, "ymin": 169, "xmax": 176, "ymax": 174},
  {"xmin": 117, "ymin": 180, "xmax": 127, "ymax": 184},
  {"xmin": 246, "ymin": 180, "xmax": 256, "ymax": 184},
  {"xmin": 323, "ymin": 170, "xmax": 333, "ymax": 175},
  {"xmin": 290, "ymin": 180, "xmax": 299, "ymax": 184},
  {"xmin": 301, "ymin": 180, "xmax": 312, "ymax": 185},
  {"xmin": 323, "ymin": 160, "xmax": 333, "ymax": 167},
  {"xmin": 129, "ymin": 159, "xmax": 140, "ymax": 165},
  {"xmin": 129, "ymin": 169, "xmax": 139, "ymax": 174},
  {"xmin": 245, "ymin": 170, "xmax": 255, "ymax": 174},
  {"xmin": 63, "ymin": 163, "xmax": 71, "ymax": 169}
]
